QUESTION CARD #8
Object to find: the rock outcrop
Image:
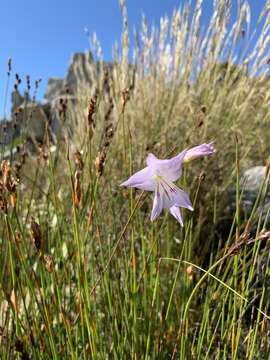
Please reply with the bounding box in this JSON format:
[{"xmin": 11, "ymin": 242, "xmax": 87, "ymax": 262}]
[
  {"xmin": 44, "ymin": 52, "xmax": 94, "ymax": 103},
  {"xmin": 221, "ymin": 166, "xmax": 270, "ymax": 235},
  {"xmin": 44, "ymin": 78, "xmax": 64, "ymax": 103},
  {"xmin": 15, "ymin": 102, "xmax": 49, "ymax": 143},
  {"xmin": 1, "ymin": 52, "xmax": 95, "ymax": 146}
]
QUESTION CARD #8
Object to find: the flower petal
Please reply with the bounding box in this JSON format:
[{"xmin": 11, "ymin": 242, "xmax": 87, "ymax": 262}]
[
  {"xmin": 151, "ymin": 184, "xmax": 163, "ymax": 221},
  {"xmin": 169, "ymin": 206, "xmax": 183, "ymax": 226},
  {"xmin": 120, "ymin": 167, "xmax": 155, "ymax": 191},
  {"xmin": 173, "ymin": 187, "xmax": 194, "ymax": 211},
  {"xmin": 146, "ymin": 153, "xmax": 158, "ymax": 166},
  {"xmin": 183, "ymin": 142, "xmax": 215, "ymax": 163},
  {"xmin": 150, "ymin": 149, "xmax": 187, "ymax": 182},
  {"xmin": 158, "ymin": 180, "xmax": 194, "ymax": 211}
]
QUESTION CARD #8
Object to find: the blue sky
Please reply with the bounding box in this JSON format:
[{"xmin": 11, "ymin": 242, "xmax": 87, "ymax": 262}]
[{"xmin": 0, "ymin": 0, "xmax": 266, "ymax": 118}]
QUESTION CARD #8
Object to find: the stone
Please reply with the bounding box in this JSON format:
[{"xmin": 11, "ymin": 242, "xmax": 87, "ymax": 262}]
[
  {"xmin": 45, "ymin": 51, "xmax": 94, "ymax": 104},
  {"xmin": 44, "ymin": 78, "xmax": 64, "ymax": 103},
  {"xmin": 221, "ymin": 166, "xmax": 270, "ymax": 235},
  {"xmin": 15, "ymin": 102, "xmax": 49, "ymax": 143},
  {"xmin": 0, "ymin": 120, "xmax": 13, "ymax": 145},
  {"xmin": 0, "ymin": 51, "xmax": 96, "ymax": 148},
  {"xmin": 241, "ymin": 166, "xmax": 268, "ymax": 191},
  {"xmin": 65, "ymin": 52, "xmax": 93, "ymax": 91}
]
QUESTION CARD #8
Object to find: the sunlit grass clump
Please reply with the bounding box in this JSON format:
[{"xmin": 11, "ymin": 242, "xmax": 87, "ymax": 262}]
[{"xmin": 1, "ymin": 0, "xmax": 270, "ymax": 358}]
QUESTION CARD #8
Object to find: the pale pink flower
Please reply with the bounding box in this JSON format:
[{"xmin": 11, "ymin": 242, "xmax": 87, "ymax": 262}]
[{"xmin": 120, "ymin": 142, "xmax": 215, "ymax": 226}]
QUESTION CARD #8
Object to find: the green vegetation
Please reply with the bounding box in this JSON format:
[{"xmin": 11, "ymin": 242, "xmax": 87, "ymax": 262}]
[{"xmin": 1, "ymin": 1, "xmax": 270, "ymax": 358}]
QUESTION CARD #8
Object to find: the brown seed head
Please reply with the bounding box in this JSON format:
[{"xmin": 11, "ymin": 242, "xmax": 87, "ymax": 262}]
[
  {"xmin": 105, "ymin": 98, "xmax": 114, "ymax": 121},
  {"xmin": 103, "ymin": 70, "xmax": 110, "ymax": 94},
  {"xmin": 105, "ymin": 124, "xmax": 114, "ymax": 138},
  {"xmin": 58, "ymin": 97, "xmax": 68, "ymax": 122},
  {"xmin": 7, "ymin": 58, "xmax": 12, "ymax": 76},
  {"xmin": 73, "ymin": 151, "xmax": 84, "ymax": 170},
  {"xmin": 0, "ymin": 193, "xmax": 8, "ymax": 214},
  {"xmin": 121, "ymin": 87, "xmax": 130, "ymax": 113},
  {"xmin": 198, "ymin": 172, "xmax": 206, "ymax": 183},
  {"xmin": 73, "ymin": 170, "xmax": 82, "ymax": 208},
  {"xmin": 1, "ymin": 161, "xmax": 13, "ymax": 193},
  {"xmin": 44, "ymin": 254, "xmax": 54, "ymax": 273},
  {"xmin": 30, "ymin": 217, "xmax": 43, "ymax": 253},
  {"xmin": 26, "ymin": 75, "xmax": 31, "ymax": 91},
  {"xmin": 15, "ymin": 73, "xmax": 21, "ymax": 86},
  {"xmin": 87, "ymin": 93, "xmax": 98, "ymax": 127},
  {"xmin": 95, "ymin": 151, "xmax": 106, "ymax": 177},
  {"xmin": 35, "ymin": 79, "xmax": 42, "ymax": 89},
  {"xmin": 228, "ymin": 231, "xmax": 251, "ymax": 256}
]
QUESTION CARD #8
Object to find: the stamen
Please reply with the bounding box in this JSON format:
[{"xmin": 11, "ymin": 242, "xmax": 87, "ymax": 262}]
[
  {"xmin": 162, "ymin": 178, "xmax": 177, "ymax": 193},
  {"xmin": 157, "ymin": 183, "xmax": 160, "ymax": 197},
  {"xmin": 160, "ymin": 181, "xmax": 171, "ymax": 200}
]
